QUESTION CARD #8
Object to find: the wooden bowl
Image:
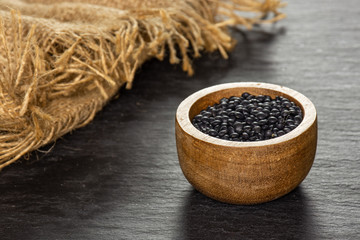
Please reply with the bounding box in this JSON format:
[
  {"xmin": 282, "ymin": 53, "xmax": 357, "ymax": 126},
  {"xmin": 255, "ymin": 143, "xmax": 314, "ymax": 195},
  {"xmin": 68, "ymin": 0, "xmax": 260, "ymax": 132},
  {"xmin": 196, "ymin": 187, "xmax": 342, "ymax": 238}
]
[{"xmin": 175, "ymin": 82, "xmax": 317, "ymax": 204}]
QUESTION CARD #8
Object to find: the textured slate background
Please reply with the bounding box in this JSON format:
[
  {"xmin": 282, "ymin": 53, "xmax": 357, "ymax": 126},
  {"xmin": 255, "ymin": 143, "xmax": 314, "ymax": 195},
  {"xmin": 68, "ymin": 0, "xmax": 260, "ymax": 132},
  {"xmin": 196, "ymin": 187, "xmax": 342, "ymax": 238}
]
[{"xmin": 1, "ymin": 0, "xmax": 359, "ymax": 239}]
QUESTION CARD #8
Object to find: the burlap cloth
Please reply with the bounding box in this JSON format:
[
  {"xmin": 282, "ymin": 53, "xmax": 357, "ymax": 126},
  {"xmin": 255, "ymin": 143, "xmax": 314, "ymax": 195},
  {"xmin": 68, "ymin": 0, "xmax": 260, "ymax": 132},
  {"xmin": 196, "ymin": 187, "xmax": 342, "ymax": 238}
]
[{"xmin": 0, "ymin": 0, "xmax": 285, "ymax": 170}]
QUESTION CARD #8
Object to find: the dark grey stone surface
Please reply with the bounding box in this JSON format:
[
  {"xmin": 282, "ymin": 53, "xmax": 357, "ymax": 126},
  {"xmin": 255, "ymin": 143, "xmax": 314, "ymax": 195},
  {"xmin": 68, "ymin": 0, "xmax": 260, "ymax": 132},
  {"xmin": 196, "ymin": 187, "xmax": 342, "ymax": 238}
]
[{"xmin": 1, "ymin": 1, "xmax": 359, "ymax": 239}]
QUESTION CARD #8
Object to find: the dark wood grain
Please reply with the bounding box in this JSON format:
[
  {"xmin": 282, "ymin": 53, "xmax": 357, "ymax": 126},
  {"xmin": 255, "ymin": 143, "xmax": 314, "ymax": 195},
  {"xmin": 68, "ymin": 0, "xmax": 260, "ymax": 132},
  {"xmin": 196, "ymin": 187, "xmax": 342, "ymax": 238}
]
[{"xmin": 1, "ymin": 0, "xmax": 359, "ymax": 239}]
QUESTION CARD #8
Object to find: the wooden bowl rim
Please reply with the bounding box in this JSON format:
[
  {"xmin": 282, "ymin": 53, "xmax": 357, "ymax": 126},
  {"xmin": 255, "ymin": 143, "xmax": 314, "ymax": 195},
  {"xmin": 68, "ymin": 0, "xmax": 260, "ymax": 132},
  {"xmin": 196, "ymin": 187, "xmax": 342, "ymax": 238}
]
[{"xmin": 176, "ymin": 82, "xmax": 317, "ymax": 147}]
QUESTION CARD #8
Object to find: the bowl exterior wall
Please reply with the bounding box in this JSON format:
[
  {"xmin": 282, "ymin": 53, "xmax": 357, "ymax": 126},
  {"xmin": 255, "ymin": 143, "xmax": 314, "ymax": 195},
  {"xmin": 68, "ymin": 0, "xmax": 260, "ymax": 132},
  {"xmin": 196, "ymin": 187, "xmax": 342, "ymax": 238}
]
[{"xmin": 175, "ymin": 118, "xmax": 317, "ymax": 205}]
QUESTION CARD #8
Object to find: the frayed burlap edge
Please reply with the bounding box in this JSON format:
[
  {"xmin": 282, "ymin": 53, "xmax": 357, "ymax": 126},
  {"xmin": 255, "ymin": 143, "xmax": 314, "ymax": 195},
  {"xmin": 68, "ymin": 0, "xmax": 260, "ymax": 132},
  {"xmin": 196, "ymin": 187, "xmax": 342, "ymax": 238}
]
[{"xmin": 0, "ymin": 0, "xmax": 286, "ymax": 170}]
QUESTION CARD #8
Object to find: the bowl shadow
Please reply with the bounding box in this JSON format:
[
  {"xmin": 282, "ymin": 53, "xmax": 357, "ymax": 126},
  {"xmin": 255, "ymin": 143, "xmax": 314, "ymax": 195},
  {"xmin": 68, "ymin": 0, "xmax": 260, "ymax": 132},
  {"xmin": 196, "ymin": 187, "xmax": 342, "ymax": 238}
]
[{"xmin": 177, "ymin": 186, "xmax": 315, "ymax": 240}]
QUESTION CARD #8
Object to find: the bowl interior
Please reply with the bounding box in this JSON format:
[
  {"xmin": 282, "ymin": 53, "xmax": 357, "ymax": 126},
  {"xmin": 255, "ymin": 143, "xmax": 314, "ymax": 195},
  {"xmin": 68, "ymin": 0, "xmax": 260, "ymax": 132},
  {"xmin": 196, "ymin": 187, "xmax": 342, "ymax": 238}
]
[
  {"xmin": 189, "ymin": 87, "xmax": 304, "ymax": 120},
  {"xmin": 177, "ymin": 82, "xmax": 316, "ymax": 147}
]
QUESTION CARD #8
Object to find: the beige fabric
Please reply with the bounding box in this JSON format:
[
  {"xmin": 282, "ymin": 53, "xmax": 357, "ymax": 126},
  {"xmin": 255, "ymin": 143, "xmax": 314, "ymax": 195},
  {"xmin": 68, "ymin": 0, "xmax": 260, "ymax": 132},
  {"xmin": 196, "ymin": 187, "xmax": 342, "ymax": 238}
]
[{"xmin": 0, "ymin": 0, "xmax": 285, "ymax": 170}]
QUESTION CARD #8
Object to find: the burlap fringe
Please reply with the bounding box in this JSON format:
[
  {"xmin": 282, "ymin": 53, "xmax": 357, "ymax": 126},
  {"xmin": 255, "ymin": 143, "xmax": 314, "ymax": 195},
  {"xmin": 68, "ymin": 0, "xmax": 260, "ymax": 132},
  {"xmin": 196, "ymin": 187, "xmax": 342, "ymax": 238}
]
[{"xmin": 0, "ymin": 0, "xmax": 285, "ymax": 170}]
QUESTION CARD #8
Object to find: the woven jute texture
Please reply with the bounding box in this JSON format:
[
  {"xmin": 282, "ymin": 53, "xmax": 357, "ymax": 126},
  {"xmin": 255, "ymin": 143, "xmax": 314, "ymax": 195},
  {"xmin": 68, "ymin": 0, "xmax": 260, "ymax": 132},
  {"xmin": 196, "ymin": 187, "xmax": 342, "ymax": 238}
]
[{"xmin": 0, "ymin": 0, "xmax": 285, "ymax": 170}]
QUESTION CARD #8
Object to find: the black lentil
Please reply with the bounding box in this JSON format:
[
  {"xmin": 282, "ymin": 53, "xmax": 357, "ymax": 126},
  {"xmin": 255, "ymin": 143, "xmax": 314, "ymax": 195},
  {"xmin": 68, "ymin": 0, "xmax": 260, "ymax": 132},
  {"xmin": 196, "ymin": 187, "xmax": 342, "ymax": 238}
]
[{"xmin": 191, "ymin": 92, "xmax": 303, "ymax": 142}]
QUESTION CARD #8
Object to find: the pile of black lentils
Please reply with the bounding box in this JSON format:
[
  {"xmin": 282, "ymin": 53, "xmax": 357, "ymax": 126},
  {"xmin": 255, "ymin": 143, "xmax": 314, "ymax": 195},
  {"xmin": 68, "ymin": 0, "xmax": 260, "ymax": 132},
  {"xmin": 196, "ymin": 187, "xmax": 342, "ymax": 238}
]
[{"xmin": 192, "ymin": 92, "xmax": 303, "ymax": 142}]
